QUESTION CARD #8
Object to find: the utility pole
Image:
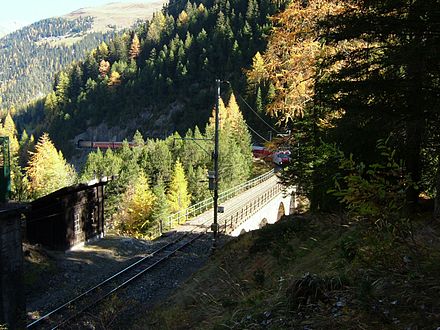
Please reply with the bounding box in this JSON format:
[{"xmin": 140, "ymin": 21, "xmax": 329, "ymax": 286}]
[{"xmin": 211, "ymin": 79, "xmax": 221, "ymax": 248}]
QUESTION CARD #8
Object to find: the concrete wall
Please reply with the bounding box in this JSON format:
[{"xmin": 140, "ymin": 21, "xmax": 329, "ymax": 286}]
[
  {"xmin": 230, "ymin": 187, "xmax": 295, "ymax": 236},
  {"xmin": 0, "ymin": 206, "xmax": 25, "ymax": 329}
]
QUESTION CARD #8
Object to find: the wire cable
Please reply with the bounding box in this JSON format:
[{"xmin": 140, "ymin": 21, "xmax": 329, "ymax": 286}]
[
  {"xmin": 236, "ymin": 92, "xmax": 282, "ymax": 135},
  {"xmin": 222, "ymin": 80, "xmax": 283, "ymax": 135},
  {"xmin": 246, "ymin": 123, "xmax": 270, "ymax": 142}
]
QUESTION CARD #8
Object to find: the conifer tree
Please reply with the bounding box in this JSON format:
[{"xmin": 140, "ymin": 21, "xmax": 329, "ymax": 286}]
[
  {"xmin": 206, "ymin": 94, "xmax": 253, "ymax": 190},
  {"xmin": 167, "ymin": 159, "xmax": 191, "ymax": 214},
  {"xmin": 108, "ymin": 71, "xmax": 121, "ymax": 87},
  {"xmin": 18, "ymin": 129, "xmax": 29, "ymax": 167},
  {"xmin": 255, "ymin": 86, "xmax": 263, "ymax": 113},
  {"xmin": 151, "ymin": 178, "xmax": 170, "ymax": 230},
  {"xmin": 99, "ymin": 60, "xmax": 111, "ymax": 78},
  {"xmin": 81, "ymin": 148, "xmax": 104, "ymax": 181},
  {"xmin": 141, "ymin": 139, "xmax": 173, "ymax": 185},
  {"xmin": 187, "ymin": 165, "xmax": 210, "ymax": 203},
  {"xmin": 27, "ymin": 133, "xmax": 76, "ymax": 198},
  {"xmin": 226, "ymin": 93, "xmax": 253, "ymax": 179},
  {"xmin": 0, "ymin": 112, "xmax": 19, "ymax": 155},
  {"xmin": 0, "ymin": 112, "xmax": 22, "ymax": 200},
  {"xmin": 97, "ymin": 41, "xmax": 109, "ymax": 61},
  {"xmin": 55, "ymin": 71, "xmax": 71, "ymax": 107}
]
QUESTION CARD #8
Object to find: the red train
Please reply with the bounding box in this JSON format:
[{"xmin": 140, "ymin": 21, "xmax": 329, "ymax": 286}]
[
  {"xmin": 77, "ymin": 140, "xmax": 136, "ymax": 149},
  {"xmin": 252, "ymin": 145, "xmax": 272, "ymax": 159},
  {"xmin": 252, "ymin": 145, "xmax": 291, "ymax": 166}
]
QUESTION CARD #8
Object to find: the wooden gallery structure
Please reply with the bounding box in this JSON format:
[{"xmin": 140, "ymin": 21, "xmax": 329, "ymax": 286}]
[{"xmin": 26, "ymin": 178, "xmax": 109, "ymax": 250}]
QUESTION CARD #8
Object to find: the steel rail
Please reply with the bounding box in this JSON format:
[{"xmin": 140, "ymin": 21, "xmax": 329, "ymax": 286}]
[
  {"xmin": 26, "ymin": 225, "xmax": 208, "ymax": 329},
  {"xmin": 26, "ymin": 170, "xmax": 278, "ymax": 329},
  {"xmin": 51, "ymin": 232, "xmax": 204, "ymax": 330}
]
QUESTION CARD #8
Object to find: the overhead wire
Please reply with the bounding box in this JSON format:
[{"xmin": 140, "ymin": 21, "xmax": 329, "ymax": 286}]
[
  {"xmin": 236, "ymin": 92, "xmax": 282, "ymax": 135},
  {"xmin": 246, "ymin": 124, "xmax": 270, "ymax": 142},
  {"xmin": 222, "ymin": 81, "xmax": 283, "ymax": 140}
]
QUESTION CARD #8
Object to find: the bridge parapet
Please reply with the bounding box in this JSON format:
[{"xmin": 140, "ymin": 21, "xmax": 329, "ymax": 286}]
[
  {"xmin": 220, "ymin": 182, "xmax": 295, "ymax": 235},
  {"xmin": 225, "ymin": 184, "xmax": 296, "ymax": 236},
  {"xmin": 148, "ymin": 170, "xmax": 276, "ymax": 237}
]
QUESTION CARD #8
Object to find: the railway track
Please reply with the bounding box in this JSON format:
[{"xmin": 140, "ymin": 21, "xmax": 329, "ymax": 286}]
[{"xmin": 26, "ymin": 224, "xmax": 208, "ymax": 329}]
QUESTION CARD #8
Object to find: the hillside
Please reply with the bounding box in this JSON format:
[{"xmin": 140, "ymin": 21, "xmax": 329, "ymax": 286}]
[
  {"xmin": 18, "ymin": 0, "xmax": 283, "ymax": 158},
  {"xmin": 145, "ymin": 213, "xmax": 440, "ymax": 329},
  {"xmin": 64, "ymin": 2, "xmax": 168, "ymax": 33},
  {"xmin": 0, "ymin": 2, "xmax": 167, "ymax": 110}
]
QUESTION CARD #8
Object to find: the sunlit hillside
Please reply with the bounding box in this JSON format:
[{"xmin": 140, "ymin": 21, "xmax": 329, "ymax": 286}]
[{"xmin": 0, "ymin": 2, "xmax": 167, "ymax": 110}]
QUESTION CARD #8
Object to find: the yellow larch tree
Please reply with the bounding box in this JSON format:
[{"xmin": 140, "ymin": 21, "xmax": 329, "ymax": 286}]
[
  {"xmin": 247, "ymin": 0, "xmax": 347, "ymax": 122},
  {"xmin": 167, "ymin": 159, "xmax": 191, "ymax": 214},
  {"xmin": 129, "ymin": 33, "xmax": 141, "ymax": 60},
  {"xmin": 26, "ymin": 133, "xmax": 76, "ymax": 198},
  {"xmin": 120, "ymin": 172, "xmax": 156, "ymax": 236}
]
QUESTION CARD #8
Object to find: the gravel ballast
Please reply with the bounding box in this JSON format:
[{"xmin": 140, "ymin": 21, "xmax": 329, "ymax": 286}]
[{"xmin": 24, "ymin": 231, "xmax": 215, "ymax": 328}]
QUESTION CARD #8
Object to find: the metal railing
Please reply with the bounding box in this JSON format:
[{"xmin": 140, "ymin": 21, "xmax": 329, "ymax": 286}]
[
  {"xmin": 147, "ymin": 170, "xmax": 275, "ymax": 238},
  {"xmin": 220, "ymin": 183, "xmax": 283, "ymax": 234}
]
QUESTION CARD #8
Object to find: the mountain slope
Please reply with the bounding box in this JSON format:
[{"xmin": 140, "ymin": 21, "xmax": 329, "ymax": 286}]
[
  {"xmin": 146, "ymin": 214, "xmax": 440, "ymax": 329},
  {"xmin": 19, "ymin": 0, "xmax": 284, "ymax": 158},
  {"xmin": 64, "ymin": 2, "xmax": 167, "ymax": 33},
  {"xmin": 0, "ymin": 2, "xmax": 167, "ymax": 111}
]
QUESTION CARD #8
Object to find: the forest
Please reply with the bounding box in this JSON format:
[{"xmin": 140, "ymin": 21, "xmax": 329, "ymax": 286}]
[
  {"xmin": 0, "ymin": 17, "xmax": 117, "ymax": 110},
  {"xmin": 147, "ymin": 1, "xmax": 440, "ymax": 328},
  {"xmin": 0, "ymin": 0, "xmax": 438, "ymax": 228},
  {"xmin": 1, "ymin": 91, "xmax": 254, "ymax": 237},
  {"xmin": 1, "ymin": 0, "xmax": 440, "ymax": 327},
  {"xmin": 15, "ymin": 0, "xmax": 283, "ymax": 156}
]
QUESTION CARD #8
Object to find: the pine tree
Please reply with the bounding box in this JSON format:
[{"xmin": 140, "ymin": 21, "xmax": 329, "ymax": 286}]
[
  {"xmin": 206, "ymin": 94, "xmax": 253, "ymax": 190},
  {"xmin": 151, "ymin": 178, "xmax": 170, "ymax": 230},
  {"xmin": 97, "ymin": 41, "xmax": 109, "ymax": 61},
  {"xmin": 141, "ymin": 139, "xmax": 173, "ymax": 185},
  {"xmin": 226, "ymin": 93, "xmax": 253, "ymax": 175},
  {"xmin": 0, "ymin": 112, "xmax": 22, "ymax": 200},
  {"xmin": 27, "ymin": 133, "xmax": 76, "ymax": 198},
  {"xmin": 187, "ymin": 165, "xmax": 210, "ymax": 203},
  {"xmin": 0, "ymin": 112, "xmax": 19, "ymax": 155},
  {"xmin": 255, "ymin": 86, "xmax": 263, "ymax": 113},
  {"xmin": 44, "ymin": 91, "xmax": 59, "ymax": 124},
  {"xmin": 55, "ymin": 71, "xmax": 71, "ymax": 107},
  {"xmin": 108, "ymin": 71, "xmax": 121, "ymax": 87},
  {"xmin": 18, "ymin": 129, "xmax": 29, "ymax": 167},
  {"xmin": 167, "ymin": 159, "xmax": 191, "ymax": 214},
  {"xmin": 81, "ymin": 148, "xmax": 104, "ymax": 181}
]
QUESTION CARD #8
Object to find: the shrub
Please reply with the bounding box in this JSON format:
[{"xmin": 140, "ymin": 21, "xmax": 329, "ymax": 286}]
[{"xmin": 330, "ymin": 138, "xmax": 414, "ymax": 238}]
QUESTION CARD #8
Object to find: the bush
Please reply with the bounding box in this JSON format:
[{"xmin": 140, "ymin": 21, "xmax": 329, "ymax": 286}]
[{"xmin": 330, "ymin": 138, "xmax": 414, "ymax": 238}]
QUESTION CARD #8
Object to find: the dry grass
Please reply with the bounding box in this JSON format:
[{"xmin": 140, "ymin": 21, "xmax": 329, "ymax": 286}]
[
  {"xmin": 136, "ymin": 213, "xmax": 440, "ymax": 329},
  {"xmin": 63, "ymin": 2, "xmax": 168, "ymax": 33}
]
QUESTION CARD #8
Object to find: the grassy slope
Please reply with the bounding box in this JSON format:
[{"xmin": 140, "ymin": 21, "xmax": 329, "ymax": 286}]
[
  {"xmin": 36, "ymin": 2, "xmax": 167, "ymax": 47},
  {"xmin": 135, "ymin": 213, "xmax": 440, "ymax": 329},
  {"xmin": 63, "ymin": 2, "xmax": 168, "ymax": 32}
]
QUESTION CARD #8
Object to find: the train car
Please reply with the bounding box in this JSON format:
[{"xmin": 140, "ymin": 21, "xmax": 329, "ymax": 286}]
[
  {"xmin": 77, "ymin": 140, "xmax": 136, "ymax": 149},
  {"xmin": 252, "ymin": 145, "xmax": 272, "ymax": 159},
  {"xmin": 273, "ymin": 150, "xmax": 291, "ymax": 166}
]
